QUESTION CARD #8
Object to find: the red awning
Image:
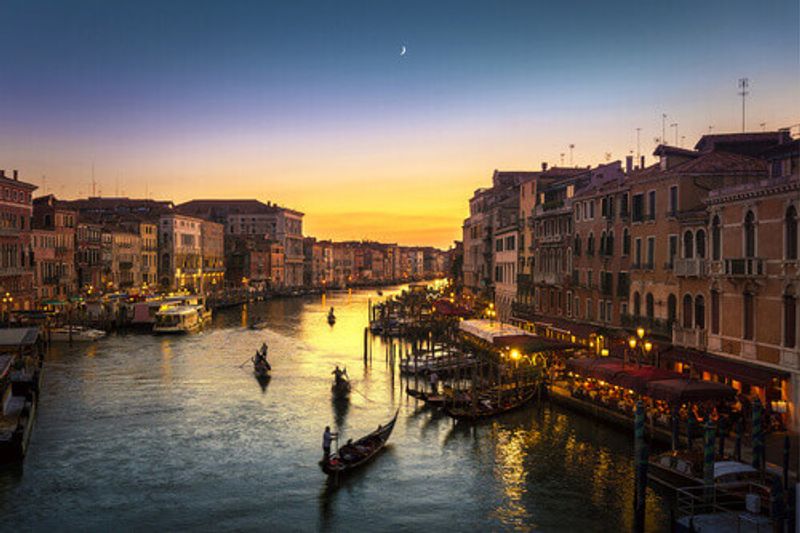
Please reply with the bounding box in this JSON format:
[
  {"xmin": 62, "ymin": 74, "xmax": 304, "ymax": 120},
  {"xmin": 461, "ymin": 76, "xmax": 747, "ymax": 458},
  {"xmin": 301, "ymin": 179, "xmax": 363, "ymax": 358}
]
[
  {"xmin": 566, "ymin": 358, "xmax": 628, "ymax": 381},
  {"xmin": 494, "ymin": 335, "xmax": 579, "ymax": 352},
  {"xmin": 432, "ymin": 299, "xmax": 471, "ymax": 317},
  {"xmin": 611, "ymin": 366, "xmax": 683, "ymax": 394},
  {"xmin": 646, "ymin": 378, "xmax": 736, "ymax": 403},
  {"xmin": 660, "ymin": 347, "xmax": 788, "ymax": 387}
]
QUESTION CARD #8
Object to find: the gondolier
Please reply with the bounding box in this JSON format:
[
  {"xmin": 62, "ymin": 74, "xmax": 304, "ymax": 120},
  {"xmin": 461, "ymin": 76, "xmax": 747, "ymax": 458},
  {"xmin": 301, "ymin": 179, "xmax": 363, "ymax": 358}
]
[
  {"xmin": 332, "ymin": 366, "xmax": 348, "ymax": 386},
  {"xmin": 322, "ymin": 426, "xmax": 337, "ymax": 461},
  {"xmin": 429, "ymin": 371, "xmax": 439, "ymax": 395}
]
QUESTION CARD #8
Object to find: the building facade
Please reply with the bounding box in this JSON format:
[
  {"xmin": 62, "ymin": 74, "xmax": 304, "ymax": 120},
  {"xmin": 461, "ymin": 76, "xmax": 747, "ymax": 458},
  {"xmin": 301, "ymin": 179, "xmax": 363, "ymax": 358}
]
[{"xmin": 0, "ymin": 170, "xmax": 37, "ymax": 310}]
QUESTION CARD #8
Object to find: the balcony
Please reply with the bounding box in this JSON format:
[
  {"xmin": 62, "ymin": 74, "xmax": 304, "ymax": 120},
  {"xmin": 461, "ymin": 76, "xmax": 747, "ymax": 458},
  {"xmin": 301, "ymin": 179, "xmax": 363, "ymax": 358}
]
[
  {"xmin": 674, "ymin": 258, "xmax": 707, "ymax": 277},
  {"xmin": 538, "ymin": 234, "xmax": 564, "ymax": 244},
  {"xmin": 119, "ymin": 261, "xmax": 134, "ymax": 270},
  {"xmin": 672, "ymin": 324, "xmax": 708, "ymax": 350},
  {"xmin": 724, "ymin": 258, "xmax": 765, "ymax": 277},
  {"xmin": 0, "ymin": 227, "xmax": 20, "ymax": 236},
  {"xmin": 620, "ymin": 314, "xmax": 673, "ymax": 339}
]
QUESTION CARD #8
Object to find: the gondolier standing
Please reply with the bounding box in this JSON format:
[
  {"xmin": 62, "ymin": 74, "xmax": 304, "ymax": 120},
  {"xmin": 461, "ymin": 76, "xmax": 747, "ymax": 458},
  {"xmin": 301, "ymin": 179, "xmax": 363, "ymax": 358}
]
[
  {"xmin": 322, "ymin": 426, "xmax": 337, "ymax": 462},
  {"xmin": 429, "ymin": 371, "xmax": 439, "ymax": 395}
]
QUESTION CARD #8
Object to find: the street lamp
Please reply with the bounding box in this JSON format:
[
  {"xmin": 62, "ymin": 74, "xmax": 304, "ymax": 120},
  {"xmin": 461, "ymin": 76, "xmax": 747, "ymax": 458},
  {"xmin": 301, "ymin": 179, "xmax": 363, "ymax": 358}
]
[{"xmin": 629, "ymin": 333, "xmax": 654, "ymax": 366}]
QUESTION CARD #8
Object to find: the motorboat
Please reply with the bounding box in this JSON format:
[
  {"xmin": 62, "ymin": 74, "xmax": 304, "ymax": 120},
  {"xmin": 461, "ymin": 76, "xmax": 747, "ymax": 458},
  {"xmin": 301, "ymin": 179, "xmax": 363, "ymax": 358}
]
[
  {"xmin": 153, "ymin": 304, "xmax": 211, "ymax": 334},
  {"xmin": 49, "ymin": 326, "xmax": 106, "ymax": 342}
]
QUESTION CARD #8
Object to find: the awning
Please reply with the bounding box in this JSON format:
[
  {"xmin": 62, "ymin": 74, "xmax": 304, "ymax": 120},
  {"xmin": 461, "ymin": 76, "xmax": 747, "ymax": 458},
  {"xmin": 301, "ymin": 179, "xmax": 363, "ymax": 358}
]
[
  {"xmin": 660, "ymin": 346, "xmax": 789, "ymax": 387},
  {"xmin": 566, "ymin": 358, "xmax": 628, "ymax": 381},
  {"xmin": 646, "ymin": 378, "xmax": 736, "ymax": 403},
  {"xmin": 494, "ymin": 335, "xmax": 580, "ymax": 353},
  {"xmin": 612, "ymin": 366, "xmax": 683, "ymax": 394}
]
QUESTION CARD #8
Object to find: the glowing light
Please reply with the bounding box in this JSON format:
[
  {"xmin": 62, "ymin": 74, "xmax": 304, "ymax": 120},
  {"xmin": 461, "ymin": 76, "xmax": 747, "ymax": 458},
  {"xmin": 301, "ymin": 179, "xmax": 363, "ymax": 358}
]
[
  {"xmin": 628, "ymin": 337, "xmax": 637, "ymax": 349},
  {"xmin": 636, "ymin": 327, "xmax": 645, "ymax": 339}
]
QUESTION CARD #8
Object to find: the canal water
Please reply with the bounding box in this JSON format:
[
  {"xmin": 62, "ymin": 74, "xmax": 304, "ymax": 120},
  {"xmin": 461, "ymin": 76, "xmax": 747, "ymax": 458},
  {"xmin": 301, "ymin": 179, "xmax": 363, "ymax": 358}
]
[{"xmin": 0, "ymin": 286, "xmax": 670, "ymax": 532}]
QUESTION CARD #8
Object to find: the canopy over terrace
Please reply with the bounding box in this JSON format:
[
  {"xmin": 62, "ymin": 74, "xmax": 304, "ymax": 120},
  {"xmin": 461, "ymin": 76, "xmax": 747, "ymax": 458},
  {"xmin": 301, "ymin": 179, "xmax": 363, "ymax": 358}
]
[
  {"xmin": 431, "ymin": 298, "xmax": 471, "ymax": 317},
  {"xmin": 646, "ymin": 379, "xmax": 736, "ymax": 403},
  {"xmin": 459, "ymin": 319, "xmax": 580, "ymax": 355}
]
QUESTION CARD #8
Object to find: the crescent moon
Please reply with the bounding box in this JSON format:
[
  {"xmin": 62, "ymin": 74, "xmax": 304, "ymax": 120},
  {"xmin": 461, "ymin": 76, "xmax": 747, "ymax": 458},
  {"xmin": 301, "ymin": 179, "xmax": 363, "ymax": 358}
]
[{"xmin": 400, "ymin": 45, "xmax": 406, "ymax": 56}]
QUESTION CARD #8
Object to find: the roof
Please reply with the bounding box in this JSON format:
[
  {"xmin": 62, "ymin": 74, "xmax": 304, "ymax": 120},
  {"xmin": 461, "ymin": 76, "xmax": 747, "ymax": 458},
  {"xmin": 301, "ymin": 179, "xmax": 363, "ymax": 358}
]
[
  {"xmin": 695, "ymin": 131, "xmax": 791, "ymax": 153},
  {"xmin": 653, "ymin": 145, "xmax": 699, "ymax": 158},
  {"xmin": 176, "ymin": 199, "xmax": 304, "ymax": 218},
  {"xmin": 0, "ymin": 327, "xmax": 40, "ymax": 347},
  {"xmin": 0, "ymin": 173, "xmax": 38, "ymax": 191},
  {"xmin": 660, "ymin": 346, "xmax": 788, "ymax": 385},
  {"xmin": 667, "ymin": 150, "xmax": 767, "ymax": 176}
]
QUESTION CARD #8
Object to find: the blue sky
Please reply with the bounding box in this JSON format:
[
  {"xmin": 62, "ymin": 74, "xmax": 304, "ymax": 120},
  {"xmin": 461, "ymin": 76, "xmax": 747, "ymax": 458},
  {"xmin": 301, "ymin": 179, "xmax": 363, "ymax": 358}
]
[{"xmin": 0, "ymin": 0, "xmax": 797, "ymax": 246}]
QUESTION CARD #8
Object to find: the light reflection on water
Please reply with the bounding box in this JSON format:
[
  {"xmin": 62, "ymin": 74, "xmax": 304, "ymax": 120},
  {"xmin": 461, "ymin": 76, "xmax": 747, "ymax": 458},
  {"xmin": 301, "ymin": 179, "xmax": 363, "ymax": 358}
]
[{"xmin": 0, "ymin": 286, "xmax": 670, "ymax": 532}]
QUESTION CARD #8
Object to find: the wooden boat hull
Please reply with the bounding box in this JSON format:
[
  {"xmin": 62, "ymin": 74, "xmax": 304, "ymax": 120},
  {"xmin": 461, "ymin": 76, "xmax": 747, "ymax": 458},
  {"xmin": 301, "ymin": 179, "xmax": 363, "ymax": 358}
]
[
  {"xmin": 445, "ymin": 389, "xmax": 538, "ymax": 421},
  {"xmin": 320, "ymin": 410, "xmax": 398, "ymax": 476}
]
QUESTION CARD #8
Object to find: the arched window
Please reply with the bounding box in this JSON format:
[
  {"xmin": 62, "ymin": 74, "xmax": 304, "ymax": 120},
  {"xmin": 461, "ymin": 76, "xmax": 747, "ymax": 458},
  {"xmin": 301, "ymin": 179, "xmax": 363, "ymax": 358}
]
[
  {"xmin": 600, "ymin": 232, "xmax": 606, "ymax": 256},
  {"xmin": 574, "ymin": 235, "xmax": 581, "ymax": 257},
  {"xmin": 683, "ymin": 294, "xmax": 693, "ymax": 328},
  {"xmin": 683, "ymin": 231, "xmax": 694, "ymax": 259},
  {"xmin": 744, "ymin": 210, "xmax": 756, "ymax": 258},
  {"xmin": 712, "ymin": 215, "xmax": 721, "ymax": 260},
  {"xmin": 646, "ymin": 293, "xmax": 654, "ymax": 320},
  {"xmin": 711, "ymin": 289, "xmax": 720, "ymax": 334},
  {"xmin": 786, "ymin": 206, "xmax": 798, "ymax": 260},
  {"xmin": 587, "ymin": 233, "xmax": 595, "ymax": 256},
  {"xmin": 667, "ymin": 294, "xmax": 677, "ymax": 324},
  {"xmin": 633, "ymin": 291, "xmax": 641, "ymax": 317},
  {"xmin": 695, "ymin": 295, "xmax": 705, "ymax": 329},
  {"xmin": 696, "ymin": 229, "xmax": 706, "ymax": 259},
  {"xmin": 607, "ymin": 231, "xmax": 614, "ymax": 256}
]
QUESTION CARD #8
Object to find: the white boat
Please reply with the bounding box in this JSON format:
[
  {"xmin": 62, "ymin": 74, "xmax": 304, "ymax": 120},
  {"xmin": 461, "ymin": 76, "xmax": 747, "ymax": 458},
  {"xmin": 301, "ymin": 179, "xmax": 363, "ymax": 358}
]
[
  {"xmin": 49, "ymin": 326, "xmax": 107, "ymax": 342},
  {"xmin": 153, "ymin": 305, "xmax": 211, "ymax": 334}
]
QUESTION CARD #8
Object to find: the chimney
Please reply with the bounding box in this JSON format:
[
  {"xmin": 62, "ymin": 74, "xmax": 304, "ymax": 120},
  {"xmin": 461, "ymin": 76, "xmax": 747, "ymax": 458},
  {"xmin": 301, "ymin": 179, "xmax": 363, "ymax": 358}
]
[
  {"xmin": 0, "ymin": 169, "xmax": 4, "ymax": 178},
  {"xmin": 625, "ymin": 156, "xmax": 633, "ymax": 174},
  {"xmin": 640, "ymin": 155, "xmax": 645, "ymax": 169},
  {"xmin": 12, "ymin": 170, "xmax": 18, "ymax": 181},
  {"xmin": 541, "ymin": 162, "xmax": 548, "ymax": 171}
]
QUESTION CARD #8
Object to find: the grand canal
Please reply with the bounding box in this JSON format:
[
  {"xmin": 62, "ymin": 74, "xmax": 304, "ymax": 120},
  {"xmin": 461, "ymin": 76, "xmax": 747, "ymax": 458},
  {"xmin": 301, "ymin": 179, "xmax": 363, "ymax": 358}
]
[{"xmin": 0, "ymin": 286, "xmax": 670, "ymax": 531}]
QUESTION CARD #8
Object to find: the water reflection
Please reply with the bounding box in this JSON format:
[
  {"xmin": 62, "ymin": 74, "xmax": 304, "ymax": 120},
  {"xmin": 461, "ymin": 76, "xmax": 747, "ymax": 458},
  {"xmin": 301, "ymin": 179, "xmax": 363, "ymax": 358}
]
[{"xmin": 0, "ymin": 285, "xmax": 670, "ymax": 532}]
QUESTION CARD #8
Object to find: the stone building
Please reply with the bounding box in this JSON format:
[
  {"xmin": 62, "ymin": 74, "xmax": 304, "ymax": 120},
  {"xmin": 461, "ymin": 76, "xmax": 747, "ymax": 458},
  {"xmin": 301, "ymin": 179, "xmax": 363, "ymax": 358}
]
[
  {"xmin": 0, "ymin": 170, "xmax": 37, "ymax": 311},
  {"xmin": 32, "ymin": 195, "xmax": 77, "ymax": 300}
]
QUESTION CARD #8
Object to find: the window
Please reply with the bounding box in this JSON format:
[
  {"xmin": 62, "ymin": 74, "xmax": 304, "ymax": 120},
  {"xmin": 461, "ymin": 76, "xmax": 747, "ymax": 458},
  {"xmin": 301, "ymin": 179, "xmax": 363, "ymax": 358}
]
[
  {"xmin": 586, "ymin": 298, "xmax": 592, "ymax": 319},
  {"xmin": 712, "ymin": 216, "xmax": 721, "ymax": 260},
  {"xmin": 606, "ymin": 231, "xmax": 614, "ymax": 256},
  {"xmin": 587, "ymin": 270, "xmax": 593, "ymax": 288},
  {"xmin": 646, "ymin": 293, "xmax": 654, "ymax": 320},
  {"xmin": 633, "ymin": 291, "xmax": 641, "ymax": 317},
  {"xmin": 647, "ymin": 191, "xmax": 656, "ymax": 220},
  {"xmin": 786, "ymin": 206, "xmax": 798, "ymax": 260},
  {"xmin": 587, "ymin": 233, "xmax": 595, "ymax": 256},
  {"xmin": 599, "ymin": 232, "xmax": 606, "ymax": 256},
  {"xmin": 682, "ymin": 294, "xmax": 693, "ymax": 328},
  {"xmin": 495, "ymin": 265, "xmax": 502, "ymax": 282},
  {"xmin": 574, "ymin": 235, "xmax": 581, "ymax": 256},
  {"xmin": 744, "ymin": 211, "xmax": 756, "ymax": 258},
  {"xmin": 606, "ymin": 301, "xmax": 613, "ymax": 322},
  {"xmin": 620, "ymin": 193, "xmax": 630, "ymax": 217},
  {"xmin": 711, "ymin": 290, "xmax": 720, "ymax": 334},
  {"xmin": 634, "ymin": 238, "xmax": 642, "ymax": 267},
  {"xmin": 601, "ymin": 197, "xmax": 608, "ymax": 218},
  {"xmin": 667, "ymin": 294, "xmax": 677, "ymax": 324},
  {"xmin": 495, "ymin": 238, "xmax": 503, "ymax": 252},
  {"xmin": 566, "ymin": 291, "xmax": 573, "ymax": 316},
  {"xmin": 669, "ymin": 185, "xmax": 678, "ymax": 216},
  {"xmin": 695, "ymin": 295, "xmax": 705, "ymax": 329},
  {"xmin": 683, "ymin": 231, "xmax": 694, "ymax": 259},
  {"xmin": 574, "ymin": 297, "xmax": 580, "ymax": 317},
  {"xmin": 785, "ymin": 293, "xmax": 796, "ymax": 348},
  {"xmin": 599, "ymin": 300, "xmax": 606, "ymax": 321},
  {"xmin": 575, "ymin": 205, "xmax": 581, "ymax": 221},
  {"xmin": 696, "ymin": 229, "xmax": 706, "ymax": 259},
  {"xmin": 743, "ymin": 292, "xmax": 754, "ymax": 340},
  {"xmin": 589, "ymin": 201, "xmax": 595, "ymax": 219},
  {"xmin": 505, "ymin": 235, "xmax": 515, "ymax": 251},
  {"xmin": 632, "ymin": 194, "xmax": 644, "ymax": 222},
  {"xmin": 646, "ymin": 237, "xmax": 655, "ymax": 268},
  {"xmin": 623, "ymin": 228, "xmax": 630, "ymax": 256},
  {"xmin": 668, "ymin": 235, "xmax": 678, "ymax": 268}
]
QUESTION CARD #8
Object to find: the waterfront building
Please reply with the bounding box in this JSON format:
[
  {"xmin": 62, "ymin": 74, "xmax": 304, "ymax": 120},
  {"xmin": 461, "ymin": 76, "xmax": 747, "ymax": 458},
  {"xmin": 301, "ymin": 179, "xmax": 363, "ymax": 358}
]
[
  {"xmin": 225, "ymin": 236, "xmax": 269, "ymax": 291},
  {"xmin": 333, "ymin": 242, "xmax": 355, "ymax": 286},
  {"xmin": 158, "ymin": 213, "xmax": 203, "ymax": 291},
  {"xmin": 75, "ymin": 221, "xmax": 103, "ymax": 292},
  {"xmin": 0, "ymin": 170, "xmax": 37, "ymax": 311},
  {"xmin": 32, "ymin": 195, "xmax": 77, "ymax": 301},
  {"xmin": 303, "ymin": 237, "xmax": 326, "ymax": 287},
  {"xmin": 119, "ymin": 218, "xmax": 158, "ymax": 289},
  {"xmin": 266, "ymin": 240, "xmax": 285, "ymax": 288},
  {"xmin": 108, "ymin": 229, "xmax": 142, "ymax": 290},
  {"xmin": 176, "ymin": 199, "xmax": 304, "ymax": 288},
  {"xmin": 199, "ymin": 220, "xmax": 225, "ymax": 294},
  {"xmin": 462, "ymin": 187, "xmax": 492, "ymax": 296},
  {"xmin": 30, "ymin": 230, "xmax": 57, "ymax": 301}
]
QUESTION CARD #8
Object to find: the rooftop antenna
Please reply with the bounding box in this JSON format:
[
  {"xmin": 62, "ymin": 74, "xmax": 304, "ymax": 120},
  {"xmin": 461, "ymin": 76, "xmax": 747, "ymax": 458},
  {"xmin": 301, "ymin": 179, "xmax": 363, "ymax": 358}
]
[
  {"xmin": 708, "ymin": 125, "xmax": 714, "ymax": 133},
  {"xmin": 661, "ymin": 114, "xmax": 667, "ymax": 145},
  {"xmin": 680, "ymin": 135, "xmax": 686, "ymax": 147},
  {"xmin": 91, "ymin": 162, "xmax": 96, "ymax": 196},
  {"xmin": 670, "ymin": 123, "xmax": 679, "ymax": 146},
  {"xmin": 635, "ymin": 127, "xmax": 642, "ymax": 161},
  {"xmin": 568, "ymin": 144, "xmax": 575, "ymax": 166},
  {"xmin": 559, "ymin": 153, "xmax": 565, "ymax": 166},
  {"xmin": 759, "ymin": 122, "xmax": 766, "ymax": 132},
  {"xmin": 738, "ymin": 78, "xmax": 749, "ymax": 132},
  {"xmin": 604, "ymin": 152, "xmax": 612, "ymax": 162}
]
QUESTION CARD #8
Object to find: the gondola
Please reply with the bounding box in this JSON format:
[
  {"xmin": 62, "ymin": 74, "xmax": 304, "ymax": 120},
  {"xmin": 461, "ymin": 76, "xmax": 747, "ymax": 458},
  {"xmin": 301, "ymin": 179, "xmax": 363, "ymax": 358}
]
[
  {"xmin": 253, "ymin": 358, "xmax": 271, "ymax": 379},
  {"xmin": 405, "ymin": 386, "xmax": 471, "ymax": 408},
  {"xmin": 327, "ymin": 313, "xmax": 336, "ymax": 325},
  {"xmin": 444, "ymin": 387, "xmax": 538, "ymax": 421},
  {"xmin": 331, "ymin": 378, "xmax": 351, "ymax": 398},
  {"xmin": 320, "ymin": 410, "xmax": 399, "ymax": 476}
]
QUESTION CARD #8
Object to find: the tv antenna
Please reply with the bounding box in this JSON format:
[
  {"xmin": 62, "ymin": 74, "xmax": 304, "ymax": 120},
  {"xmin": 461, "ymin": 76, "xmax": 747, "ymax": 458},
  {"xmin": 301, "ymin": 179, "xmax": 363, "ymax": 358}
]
[
  {"xmin": 568, "ymin": 144, "xmax": 575, "ymax": 166},
  {"xmin": 635, "ymin": 127, "xmax": 641, "ymax": 161},
  {"xmin": 738, "ymin": 78, "xmax": 749, "ymax": 132}
]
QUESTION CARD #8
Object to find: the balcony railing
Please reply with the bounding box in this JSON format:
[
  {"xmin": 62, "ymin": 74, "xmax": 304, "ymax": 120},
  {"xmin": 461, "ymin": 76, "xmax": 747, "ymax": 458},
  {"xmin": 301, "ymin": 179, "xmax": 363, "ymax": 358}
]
[
  {"xmin": 724, "ymin": 258, "xmax": 764, "ymax": 277},
  {"xmin": 672, "ymin": 324, "xmax": 708, "ymax": 350},
  {"xmin": 539, "ymin": 234, "xmax": 564, "ymax": 244},
  {"xmin": 620, "ymin": 314, "xmax": 673, "ymax": 338},
  {"xmin": 674, "ymin": 258, "xmax": 707, "ymax": 277}
]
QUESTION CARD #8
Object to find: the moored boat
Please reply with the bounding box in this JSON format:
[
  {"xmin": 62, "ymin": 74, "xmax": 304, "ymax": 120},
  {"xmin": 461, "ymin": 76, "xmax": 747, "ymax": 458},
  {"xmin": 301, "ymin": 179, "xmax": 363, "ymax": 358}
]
[
  {"xmin": 320, "ymin": 410, "xmax": 398, "ymax": 476},
  {"xmin": 444, "ymin": 387, "xmax": 538, "ymax": 421},
  {"xmin": 253, "ymin": 359, "xmax": 271, "ymax": 379},
  {"xmin": 648, "ymin": 451, "xmax": 778, "ymax": 490},
  {"xmin": 249, "ymin": 320, "xmax": 268, "ymax": 330},
  {"xmin": 153, "ymin": 304, "xmax": 211, "ymax": 334},
  {"xmin": 49, "ymin": 326, "xmax": 106, "ymax": 342}
]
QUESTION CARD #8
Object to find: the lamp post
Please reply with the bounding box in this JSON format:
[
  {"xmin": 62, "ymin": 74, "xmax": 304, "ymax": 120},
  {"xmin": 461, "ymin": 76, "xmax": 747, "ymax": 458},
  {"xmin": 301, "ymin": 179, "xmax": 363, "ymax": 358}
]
[{"xmin": 628, "ymin": 329, "xmax": 654, "ymax": 366}]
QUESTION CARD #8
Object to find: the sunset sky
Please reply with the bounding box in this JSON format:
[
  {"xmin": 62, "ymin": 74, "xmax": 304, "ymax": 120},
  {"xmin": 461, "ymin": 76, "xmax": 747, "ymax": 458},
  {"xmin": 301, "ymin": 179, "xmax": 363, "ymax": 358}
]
[{"xmin": 0, "ymin": 0, "xmax": 798, "ymax": 248}]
